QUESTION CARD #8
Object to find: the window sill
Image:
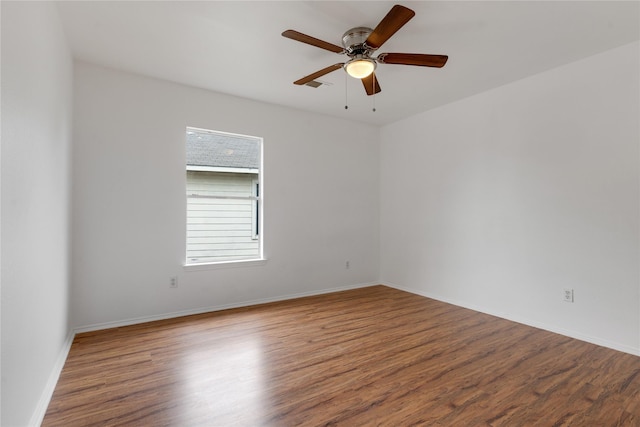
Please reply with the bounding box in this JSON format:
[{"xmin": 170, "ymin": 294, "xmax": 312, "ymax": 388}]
[{"xmin": 183, "ymin": 258, "xmax": 267, "ymax": 271}]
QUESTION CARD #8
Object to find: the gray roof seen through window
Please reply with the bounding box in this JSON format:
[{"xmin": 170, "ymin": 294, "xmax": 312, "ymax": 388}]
[{"xmin": 186, "ymin": 130, "xmax": 259, "ymax": 169}]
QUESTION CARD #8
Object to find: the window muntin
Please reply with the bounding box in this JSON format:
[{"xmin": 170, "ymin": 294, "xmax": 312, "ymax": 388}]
[{"xmin": 186, "ymin": 128, "xmax": 262, "ymax": 264}]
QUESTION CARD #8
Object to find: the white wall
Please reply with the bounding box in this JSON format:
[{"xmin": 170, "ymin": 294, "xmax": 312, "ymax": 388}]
[
  {"xmin": 1, "ymin": 2, "xmax": 74, "ymax": 426},
  {"xmin": 380, "ymin": 41, "xmax": 640, "ymax": 355},
  {"xmin": 71, "ymin": 62, "xmax": 380, "ymax": 329}
]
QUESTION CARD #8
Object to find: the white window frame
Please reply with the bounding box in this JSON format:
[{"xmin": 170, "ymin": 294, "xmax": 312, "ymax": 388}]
[
  {"xmin": 251, "ymin": 178, "xmax": 259, "ymax": 240},
  {"xmin": 184, "ymin": 127, "xmax": 264, "ymax": 268}
]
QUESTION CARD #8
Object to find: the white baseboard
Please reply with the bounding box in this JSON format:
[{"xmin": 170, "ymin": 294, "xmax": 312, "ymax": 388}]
[
  {"xmin": 383, "ymin": 282, "xmax": 640, "ymax": 357},
  {"xmin": 29, "ymin": 331, "xmax": 75, "ymax": 427},
  {"xmin": 74, "ymin": 281, "xmax": 379, "ymax": 334}
]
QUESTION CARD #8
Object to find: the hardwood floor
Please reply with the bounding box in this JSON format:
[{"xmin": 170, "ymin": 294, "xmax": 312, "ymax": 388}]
[{"xmin": 44, "ymin": 285, "xmax": 640, "ymax": 426}]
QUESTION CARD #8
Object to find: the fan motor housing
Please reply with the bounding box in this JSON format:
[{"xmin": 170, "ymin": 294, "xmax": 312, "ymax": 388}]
[{"xmin": 342, "ymin": 27, "xmax": 374, "ymax": 57}]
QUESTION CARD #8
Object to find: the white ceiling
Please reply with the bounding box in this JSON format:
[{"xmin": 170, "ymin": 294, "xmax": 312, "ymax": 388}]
[{"xmin": 56, "ymin": 1, "xmax": 639, "ymax": 126}]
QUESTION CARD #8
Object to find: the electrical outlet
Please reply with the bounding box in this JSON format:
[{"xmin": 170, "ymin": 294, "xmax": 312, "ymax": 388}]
[
  {"xmin": 170, "ymin": 276, "xmax": 178, "ymax": 288},
  {"xmin": 345, "ymin": 260, "xmax": 350, "ymax": 269},
  {"xmin": 563, "ymin": 288, "xmax": 573, "ymax": 303}
]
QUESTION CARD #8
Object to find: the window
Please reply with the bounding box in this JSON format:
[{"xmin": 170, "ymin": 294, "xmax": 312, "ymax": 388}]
[{"xmin": 186, "ymin": 127, "xmax": 262, "ymax": 264}]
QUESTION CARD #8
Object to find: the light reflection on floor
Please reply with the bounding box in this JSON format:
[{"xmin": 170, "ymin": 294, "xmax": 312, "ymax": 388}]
[{"xmin": 176, "ymin": 327, "xmax": 267, "ymax": 425}]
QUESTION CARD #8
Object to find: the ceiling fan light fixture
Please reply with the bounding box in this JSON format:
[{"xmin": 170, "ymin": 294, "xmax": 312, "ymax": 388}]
[
  {"xmin": 283, "ymin": 5, "xmax": 447, "ymax": 96},
  {"xmin": 344, "ymin": 58, "xmax": 376, "ymax": 79}
]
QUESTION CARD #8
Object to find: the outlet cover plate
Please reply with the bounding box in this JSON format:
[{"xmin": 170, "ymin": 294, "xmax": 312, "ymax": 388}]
[{"xmin": 563, "ymin": 288, "xmax": 574, "ymax": 302}]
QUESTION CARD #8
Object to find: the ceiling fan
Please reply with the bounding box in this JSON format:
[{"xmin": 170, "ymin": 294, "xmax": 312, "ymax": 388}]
[{"xmin": 282, "ymin": 4, "xmax": 448, "ymax": 96}]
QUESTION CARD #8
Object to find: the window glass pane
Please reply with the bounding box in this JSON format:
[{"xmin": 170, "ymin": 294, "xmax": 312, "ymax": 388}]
[{"xmin": 186, "ymin": 128, "xmax": 261, "ymax": 264}]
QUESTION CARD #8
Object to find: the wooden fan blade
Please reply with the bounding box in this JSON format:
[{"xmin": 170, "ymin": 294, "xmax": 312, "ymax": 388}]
[
  {"xmin": 294, "ymin": 63, "xmax": 344, "ymax": 86},
  {"xmin": 377, "ymin": 53, "xmax": 448, "ymax": 68},
  {"xmin": 361, "ymin": 72, "xmax": 381, "ymax": 96},
  {"xmin": 365, "ymin": 5, "xmax": 415, "ymax": 50},
  {"xmin": 282, "ymin": 30, "xmax": 344, "ymax": 53}
]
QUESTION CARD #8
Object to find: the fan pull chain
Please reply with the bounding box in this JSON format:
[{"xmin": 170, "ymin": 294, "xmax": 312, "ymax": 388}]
[
  {"xmin": 344, "ymin": 73, "xmax": 349, "ymax": 110},
  {"xmin": 372, "ymin": 73, "xmax": 377, "ymax": 112}
]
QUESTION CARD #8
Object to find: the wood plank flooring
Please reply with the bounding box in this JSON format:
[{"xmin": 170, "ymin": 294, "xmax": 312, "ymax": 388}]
[{"xmin": 43, "ymin": 285, "xmax": 640, "ymax": 426}]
